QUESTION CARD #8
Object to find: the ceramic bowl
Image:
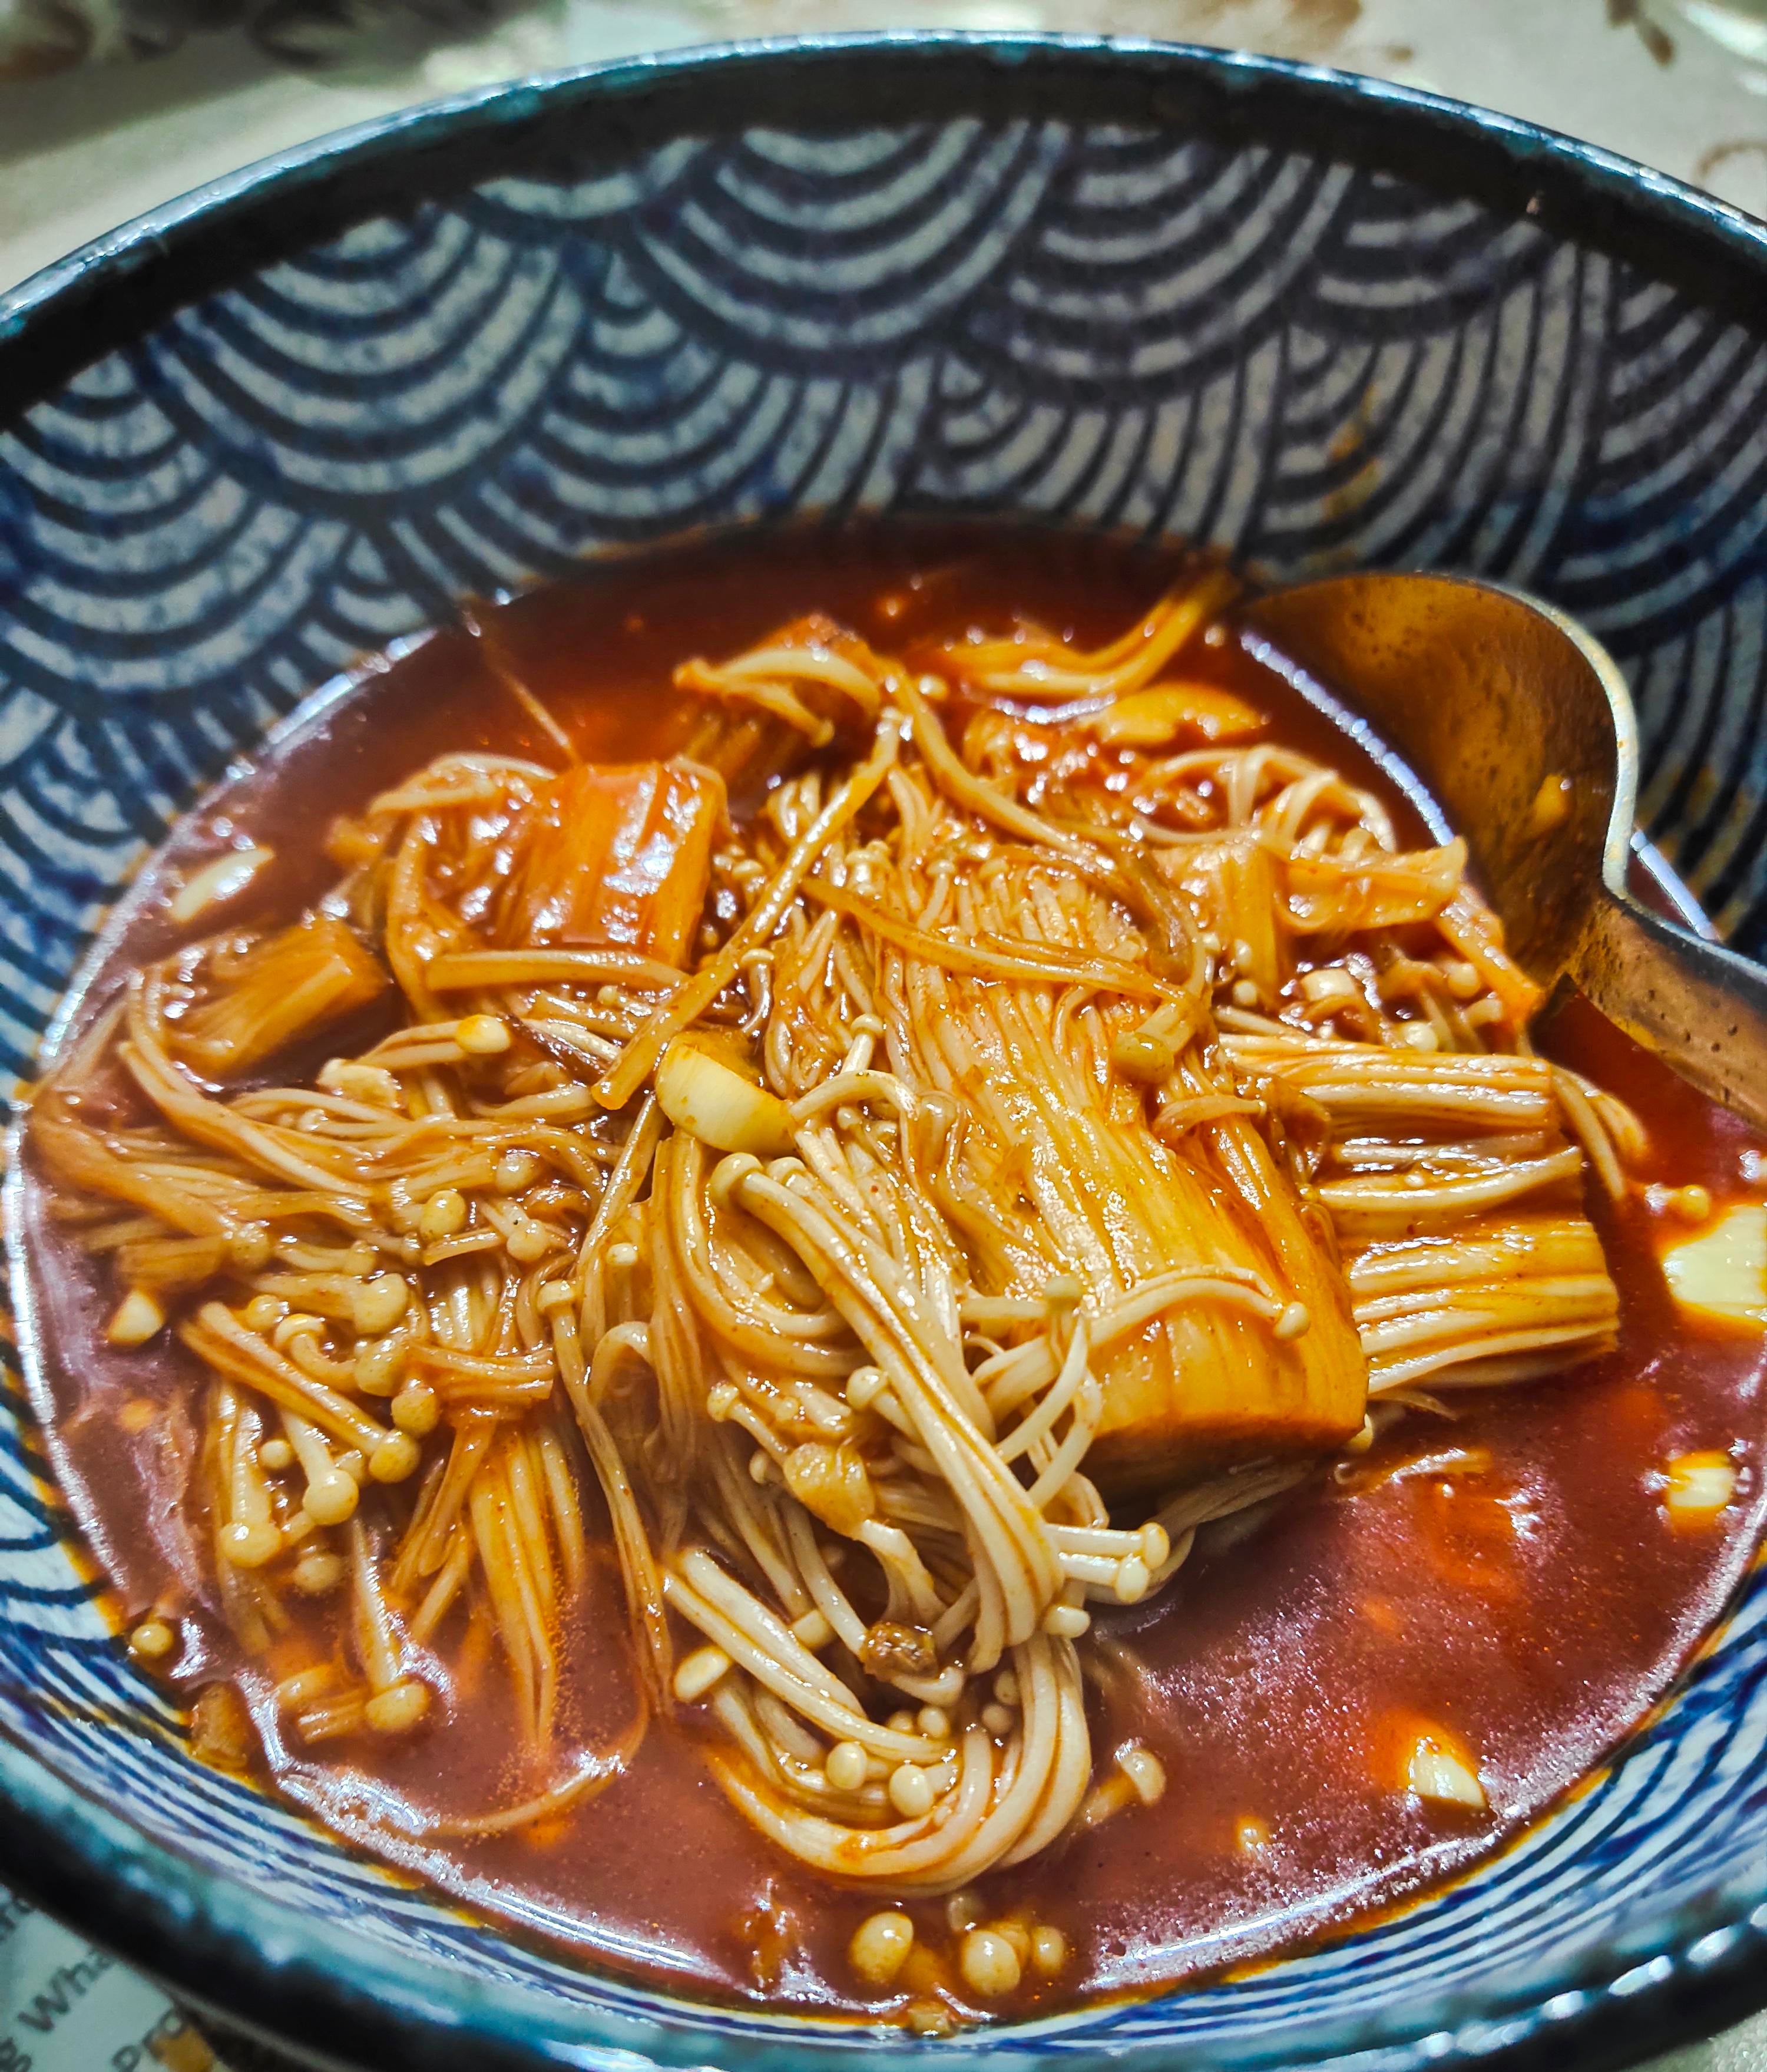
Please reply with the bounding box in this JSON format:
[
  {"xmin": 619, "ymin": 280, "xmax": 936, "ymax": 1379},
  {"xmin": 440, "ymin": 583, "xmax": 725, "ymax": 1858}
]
[{"xmin": 4, "ymin": 34, "xmax": 1767, "ymax": 2072}]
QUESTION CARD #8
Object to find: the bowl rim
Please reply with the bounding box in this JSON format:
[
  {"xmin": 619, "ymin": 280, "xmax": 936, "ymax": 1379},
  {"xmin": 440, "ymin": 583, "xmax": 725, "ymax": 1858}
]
[{"xmin": 5, "ymin": 30, "xmax": 1767, "ymax": 2072}]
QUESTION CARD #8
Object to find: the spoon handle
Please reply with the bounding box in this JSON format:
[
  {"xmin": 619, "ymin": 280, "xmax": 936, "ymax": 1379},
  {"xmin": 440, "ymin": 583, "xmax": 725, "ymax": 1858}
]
[{"xmin": 1573, "ymin": 893, "xmax": 1767, "ymax": 1132}]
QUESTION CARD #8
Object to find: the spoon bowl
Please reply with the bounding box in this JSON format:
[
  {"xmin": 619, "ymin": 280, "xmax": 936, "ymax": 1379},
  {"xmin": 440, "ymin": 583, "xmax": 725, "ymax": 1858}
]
[{"xmin": 1245, "ymin": 573, "xmax": 1767, "ymax": 1126}]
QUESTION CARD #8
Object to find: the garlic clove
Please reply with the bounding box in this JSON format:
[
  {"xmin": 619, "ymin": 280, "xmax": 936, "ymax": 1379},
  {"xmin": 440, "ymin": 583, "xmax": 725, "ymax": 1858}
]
[
  {"xmin": 1661, "ymin": 1202, "xmax": 1767, "ymax": 1330},
  {"xmin": 655, "ymin": 1038, "xmax": 795, "ymax": 1156}
]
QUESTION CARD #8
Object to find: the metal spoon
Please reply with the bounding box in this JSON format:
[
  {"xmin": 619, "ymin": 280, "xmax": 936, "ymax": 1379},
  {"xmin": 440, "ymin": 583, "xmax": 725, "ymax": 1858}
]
[{"xmin": 1242, "ymin": 572, "xmax": 1767, "ymax": 1129}]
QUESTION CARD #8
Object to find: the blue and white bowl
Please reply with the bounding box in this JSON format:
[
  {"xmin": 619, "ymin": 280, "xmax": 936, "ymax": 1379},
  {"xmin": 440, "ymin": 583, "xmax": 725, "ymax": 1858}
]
[{"xmin": 4, "ymin": 35, "xmax": 1767, "ymax": 2072}]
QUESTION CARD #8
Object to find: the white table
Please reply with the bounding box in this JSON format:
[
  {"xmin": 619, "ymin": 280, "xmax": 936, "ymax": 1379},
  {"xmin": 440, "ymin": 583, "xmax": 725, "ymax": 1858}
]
[
  {"xmin": 2, "ymin": 3, "xmax": 1766, "ymax": 2066},
  {"xmin": 7, "ymin": 0, "xmax": 1767, "ymax": 300}
]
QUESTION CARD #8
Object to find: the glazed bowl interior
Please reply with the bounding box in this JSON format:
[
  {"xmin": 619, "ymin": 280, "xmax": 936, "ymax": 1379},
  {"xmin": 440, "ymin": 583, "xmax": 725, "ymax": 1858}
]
[{"xmin": 5, "ymin": 34, "xmax": 1767, "ymax": 2072}]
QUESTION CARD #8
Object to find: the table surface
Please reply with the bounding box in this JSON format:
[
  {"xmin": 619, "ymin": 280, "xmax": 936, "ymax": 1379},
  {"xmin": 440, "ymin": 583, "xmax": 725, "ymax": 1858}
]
[{"xmin": 4, "ymin": 2, "xmax": 1767, "ymax": 2067}]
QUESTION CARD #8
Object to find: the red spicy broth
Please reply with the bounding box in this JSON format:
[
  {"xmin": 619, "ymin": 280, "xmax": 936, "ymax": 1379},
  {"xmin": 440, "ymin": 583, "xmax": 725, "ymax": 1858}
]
[{"xmin": 14, "ymin": 528, "xmax": 1766, "ymax": 2021}]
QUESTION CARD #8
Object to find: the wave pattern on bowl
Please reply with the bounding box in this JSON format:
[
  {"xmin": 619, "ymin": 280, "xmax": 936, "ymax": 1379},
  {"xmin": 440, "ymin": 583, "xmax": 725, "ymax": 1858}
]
[{"xmin": 2, "ymin": 72, "xmax": 1767, "ymax": 2072}]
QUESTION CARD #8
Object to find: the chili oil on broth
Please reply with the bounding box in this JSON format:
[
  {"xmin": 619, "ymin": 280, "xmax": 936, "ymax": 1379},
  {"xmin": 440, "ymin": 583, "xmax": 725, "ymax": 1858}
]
[{"xmin": 14, "ymin": 528, "xmax": 1766, "ymax": 2023}]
